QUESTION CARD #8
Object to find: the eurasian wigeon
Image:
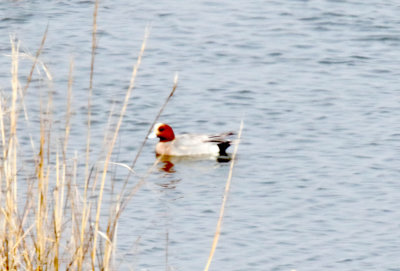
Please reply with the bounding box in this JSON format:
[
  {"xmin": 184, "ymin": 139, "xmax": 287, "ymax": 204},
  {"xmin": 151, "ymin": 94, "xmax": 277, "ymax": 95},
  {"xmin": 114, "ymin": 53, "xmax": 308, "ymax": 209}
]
[{"xmin": 149, "ymin": 123, "xmax": 234, "ymax": 157}]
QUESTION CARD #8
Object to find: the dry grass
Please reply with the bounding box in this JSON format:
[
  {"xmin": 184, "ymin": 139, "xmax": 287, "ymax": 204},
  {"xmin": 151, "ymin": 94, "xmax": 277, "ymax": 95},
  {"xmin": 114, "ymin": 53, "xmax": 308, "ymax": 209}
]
[{"xmin": 0, "ymin": 12, "xmax": 156, "ymax": 271}]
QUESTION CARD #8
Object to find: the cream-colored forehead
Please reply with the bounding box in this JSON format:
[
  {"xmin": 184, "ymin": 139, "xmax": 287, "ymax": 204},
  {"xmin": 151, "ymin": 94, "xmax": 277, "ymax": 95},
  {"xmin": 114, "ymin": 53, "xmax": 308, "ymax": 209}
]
[{"xmin": 153, "ymin": 123, "xmax": 165, "ymax": 131}]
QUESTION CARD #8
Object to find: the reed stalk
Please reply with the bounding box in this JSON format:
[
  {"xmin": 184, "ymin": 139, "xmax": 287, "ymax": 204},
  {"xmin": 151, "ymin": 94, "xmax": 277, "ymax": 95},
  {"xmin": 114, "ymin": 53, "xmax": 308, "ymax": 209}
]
[
  {"xmin": 99, "ymin": 74, "xmax": 179, "ymax": 262},
  {"xmin": 22, "ymin": 25, "xmax": 48, "ymax": 97},
  {"xmin": 85, "ymin": 0, "xmax": 99, "ymax": 199},
  {"xmin": 2, "ymin": 34, "xmax": 19, "ymax": 271},
  {"xmin": 90, "ymin": 27, "xmax": 149, "ymax": 270},
  {"xmin": 116, "ymin": 73, "xmax": 178, "ymax": 204},
  {"xmin": 204, "ymin": 120, "xmax": 244, "ymax": 271}
]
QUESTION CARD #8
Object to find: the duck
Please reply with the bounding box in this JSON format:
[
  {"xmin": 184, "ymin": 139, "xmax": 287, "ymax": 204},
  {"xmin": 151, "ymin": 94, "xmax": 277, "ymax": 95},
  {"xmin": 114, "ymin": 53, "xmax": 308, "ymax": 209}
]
[{"xmin": 149, "ymin": 123, "xmax": 234, "ymax": 157}]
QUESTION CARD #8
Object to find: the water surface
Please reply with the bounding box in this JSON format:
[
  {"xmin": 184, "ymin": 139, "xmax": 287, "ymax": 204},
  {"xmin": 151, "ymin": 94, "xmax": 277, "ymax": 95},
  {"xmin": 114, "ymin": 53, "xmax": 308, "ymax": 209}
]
[{"xmin": 1, "ymin": 0, "xmax": 400, "ymax": 270}]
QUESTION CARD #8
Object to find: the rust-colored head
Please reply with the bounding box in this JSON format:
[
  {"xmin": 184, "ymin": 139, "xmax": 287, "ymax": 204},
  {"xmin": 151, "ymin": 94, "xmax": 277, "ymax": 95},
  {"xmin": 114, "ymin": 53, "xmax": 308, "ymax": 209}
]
[{"xmin": 153, "ymin": 123, "xmax": 175, "ymax": 142}]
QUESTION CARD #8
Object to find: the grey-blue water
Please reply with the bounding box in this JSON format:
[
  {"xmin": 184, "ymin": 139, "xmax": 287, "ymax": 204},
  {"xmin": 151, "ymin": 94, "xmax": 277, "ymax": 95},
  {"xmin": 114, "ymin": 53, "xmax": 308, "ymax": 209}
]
[{"xmin": 1, "ymin": 1, "xmax": 400, "ymax": 270}]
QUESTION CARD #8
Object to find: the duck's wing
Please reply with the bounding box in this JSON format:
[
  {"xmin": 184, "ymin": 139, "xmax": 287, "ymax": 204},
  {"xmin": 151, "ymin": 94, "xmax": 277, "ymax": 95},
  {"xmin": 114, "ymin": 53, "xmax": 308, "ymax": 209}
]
[{"xmin": 204, "ymin": 132, "xmax": 235, "ymax": 143}]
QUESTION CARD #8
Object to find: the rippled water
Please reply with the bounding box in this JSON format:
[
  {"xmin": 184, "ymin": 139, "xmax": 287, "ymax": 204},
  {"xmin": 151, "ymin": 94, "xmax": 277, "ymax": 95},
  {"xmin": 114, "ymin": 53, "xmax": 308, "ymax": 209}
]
[{"xmin": 1, "ymin": 0, "xmax": 400, "ymax": 270}]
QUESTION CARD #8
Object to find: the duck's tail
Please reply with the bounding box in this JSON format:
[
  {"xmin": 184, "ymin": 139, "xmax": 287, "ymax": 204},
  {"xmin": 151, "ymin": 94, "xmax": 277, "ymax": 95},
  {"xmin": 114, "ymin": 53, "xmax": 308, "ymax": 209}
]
[
  {"xmin": 206, "ymin": 132, "xmax": 235, "ymax": 155},
  {"xmin": 217, "ymin": 141, "xmax": 231, "ymax": 156}
]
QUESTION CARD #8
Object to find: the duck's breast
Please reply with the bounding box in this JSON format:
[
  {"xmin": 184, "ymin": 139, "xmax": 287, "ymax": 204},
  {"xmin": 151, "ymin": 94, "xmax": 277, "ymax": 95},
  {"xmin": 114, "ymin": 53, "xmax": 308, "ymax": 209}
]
[{"xmin": 155, "ymin": 141, "xmax": 173, "ymax": 156}]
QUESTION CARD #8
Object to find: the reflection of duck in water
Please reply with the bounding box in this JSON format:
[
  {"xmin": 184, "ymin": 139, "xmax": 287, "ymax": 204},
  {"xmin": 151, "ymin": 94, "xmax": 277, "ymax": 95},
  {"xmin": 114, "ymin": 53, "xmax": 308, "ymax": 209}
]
[
  {"xmin": 160, "ymin": 159, "xmax": 175, "ymax": 173},
  {"xmin": 149, "ymin": 123, "xmax": 234, "ymax": 157},
  {"xmin": 158, "ymin": 154, "xmax": 231, "ymax": 173}
]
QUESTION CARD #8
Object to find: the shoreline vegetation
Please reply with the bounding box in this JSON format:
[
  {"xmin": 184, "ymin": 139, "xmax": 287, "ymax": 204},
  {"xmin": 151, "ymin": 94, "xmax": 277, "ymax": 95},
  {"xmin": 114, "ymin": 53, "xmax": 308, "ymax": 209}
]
[{"xmin": 0, "ymin": 1, "xmax": 241, "ymax": 270}]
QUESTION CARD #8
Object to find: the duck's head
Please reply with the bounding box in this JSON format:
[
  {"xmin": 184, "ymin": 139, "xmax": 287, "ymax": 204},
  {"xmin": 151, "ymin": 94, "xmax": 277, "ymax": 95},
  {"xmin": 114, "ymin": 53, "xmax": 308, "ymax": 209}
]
[{"xmin": 150, "ymin": 123, "xmax": 175, "ymax": 142}]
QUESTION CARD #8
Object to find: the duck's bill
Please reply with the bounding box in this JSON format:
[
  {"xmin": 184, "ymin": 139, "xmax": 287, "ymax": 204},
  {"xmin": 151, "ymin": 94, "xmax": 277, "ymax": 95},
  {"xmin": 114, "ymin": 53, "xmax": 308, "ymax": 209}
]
[{"xmin": 148, "ymin": 131, "xmax": 157, "ymax": 139}]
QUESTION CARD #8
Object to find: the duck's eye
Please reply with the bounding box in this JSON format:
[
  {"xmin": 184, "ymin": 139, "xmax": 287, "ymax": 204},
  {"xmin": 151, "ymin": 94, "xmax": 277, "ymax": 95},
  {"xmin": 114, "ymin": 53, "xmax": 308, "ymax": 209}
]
[{"xmin": 159, "ymin": 127, "xmax": 165, "ymax": 132}]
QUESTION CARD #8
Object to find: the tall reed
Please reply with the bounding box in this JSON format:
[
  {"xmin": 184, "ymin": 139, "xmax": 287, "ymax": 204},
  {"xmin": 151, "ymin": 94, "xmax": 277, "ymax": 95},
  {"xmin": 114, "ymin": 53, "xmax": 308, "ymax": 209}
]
[
  {"xmin": 204, "ymin": 120, "xmax": 244, "ymax": 271},
  {"xmin": 0, "ymin": 23, "xmax": 154, "ymax": 271}
]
